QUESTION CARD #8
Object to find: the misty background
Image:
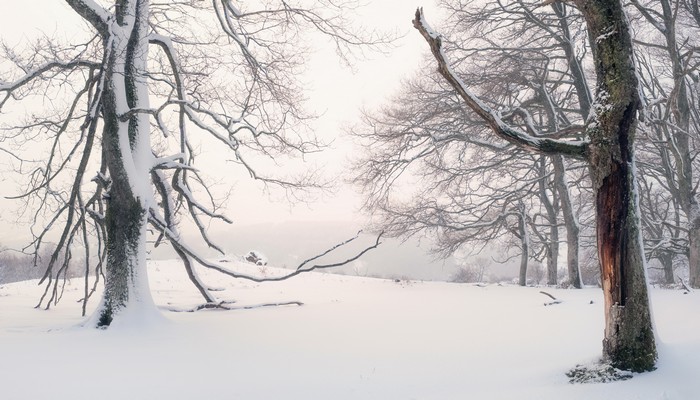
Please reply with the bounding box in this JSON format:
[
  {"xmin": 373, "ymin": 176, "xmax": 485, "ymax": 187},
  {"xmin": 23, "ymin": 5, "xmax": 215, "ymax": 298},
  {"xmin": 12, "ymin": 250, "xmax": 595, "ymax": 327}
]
[{"xmin": 0, "ymin": 2, "xmax": 530, "ymax": 285}]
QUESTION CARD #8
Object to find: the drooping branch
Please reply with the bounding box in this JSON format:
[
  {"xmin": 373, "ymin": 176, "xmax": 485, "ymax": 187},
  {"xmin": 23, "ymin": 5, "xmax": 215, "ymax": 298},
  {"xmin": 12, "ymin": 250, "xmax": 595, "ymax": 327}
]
[
  {"xmin": 412, "ymin": 8, "xmax": 588, "ymax": 159},
  {"xmin": 149, "ymin": 216, "xmax": 383, "ymax": 284},
  {"xmin": 0, "ymin": 60, "xmax": 99, "ymax": 110},
  {"xmin": 36, "ymin": 78, "xmax": 104, "ymax": 309}
]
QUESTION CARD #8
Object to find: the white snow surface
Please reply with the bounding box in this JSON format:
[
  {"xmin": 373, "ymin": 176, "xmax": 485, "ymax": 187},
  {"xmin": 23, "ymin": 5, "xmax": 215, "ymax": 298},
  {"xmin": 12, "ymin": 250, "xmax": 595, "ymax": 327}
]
[{"xmin": 1, "ymin": 259, "xmax": 698, "ymax": 400}]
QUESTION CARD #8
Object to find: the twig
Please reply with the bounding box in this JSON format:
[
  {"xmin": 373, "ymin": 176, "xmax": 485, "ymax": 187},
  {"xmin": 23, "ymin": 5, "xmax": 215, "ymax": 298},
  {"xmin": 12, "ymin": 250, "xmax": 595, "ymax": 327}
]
[
  {"xmin": 677, "ymin": 275, "xmax": 693, "ymax": 292},
  {"xmin": 540, "ymin": 290, "xmax": 562, "ymax": 306}
]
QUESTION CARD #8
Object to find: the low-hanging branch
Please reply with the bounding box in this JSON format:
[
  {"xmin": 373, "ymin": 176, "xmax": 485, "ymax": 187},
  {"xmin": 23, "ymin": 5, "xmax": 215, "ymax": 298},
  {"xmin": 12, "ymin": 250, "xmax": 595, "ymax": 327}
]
[
  {"xmin": 412, "ymin": 8, "xmax": 588, "ymax": 159},
  {"xmin": 149, "ymin": 216, "xmax": 383, "ymax": 285}
]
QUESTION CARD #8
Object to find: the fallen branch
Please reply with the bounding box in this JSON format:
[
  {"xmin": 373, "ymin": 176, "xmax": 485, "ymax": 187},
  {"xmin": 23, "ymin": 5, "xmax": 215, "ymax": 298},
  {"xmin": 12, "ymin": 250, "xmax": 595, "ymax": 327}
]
[
  {"xmin": 148, "ymin": 219, "xmax": 384, "ymax": 284},
  {"xmin": 165, "ymin": 300, "xmax": 304, "ymax": 312},
  {"xmin": 677, "ymin": 275, "xmax": 693, "ymax": 293},
  {"xmin": 540, "ymin": 290, "xmax": 562, "ymax": 306}
]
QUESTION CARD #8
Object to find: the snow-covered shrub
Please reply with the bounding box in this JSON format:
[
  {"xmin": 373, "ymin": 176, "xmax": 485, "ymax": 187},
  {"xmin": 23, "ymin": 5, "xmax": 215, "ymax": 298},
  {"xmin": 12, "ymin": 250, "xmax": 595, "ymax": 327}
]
[
  {"xmin": 450, "ymin": 263, "xmax": 486, "ymax": 283},
  {"xmin": 244, "ymin": 250, "xmax": 268, "ymax": 266}
]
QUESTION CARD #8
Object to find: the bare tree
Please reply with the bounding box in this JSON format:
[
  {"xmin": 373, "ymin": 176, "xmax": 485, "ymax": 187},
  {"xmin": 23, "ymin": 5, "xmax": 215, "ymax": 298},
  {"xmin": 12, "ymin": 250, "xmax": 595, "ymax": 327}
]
[
  {"xmin": 353, "ymin": 0, "xmax": 592, "ymax": 289},
  {"xmin": 637, "ymin": 170, "xmax": 687, "ymax": 284},
  {"xmin": 444, "ymin": 0, "xmax": 593, "ymax": 289},
  {"xmin": 414, "ymin": 0, "xmax": 656, "ymax": 372},
  {"xmin": 0, "ymin": 0, "xmax": 386, "ymax": 327},
  {"xmin": 629, "ymin": 0, "xmax": 700, "ymax": 287},
  {"xmin": 354, "ymin": 83, "xmax": 565, "ymax": 286}
]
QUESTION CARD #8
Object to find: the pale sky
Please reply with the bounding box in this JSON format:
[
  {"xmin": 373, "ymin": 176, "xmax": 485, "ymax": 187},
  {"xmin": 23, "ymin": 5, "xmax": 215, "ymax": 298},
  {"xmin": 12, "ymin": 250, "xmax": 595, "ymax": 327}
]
[{"xmin": 0, "ymin": 1, "xmax": 442, "ymax": 240}]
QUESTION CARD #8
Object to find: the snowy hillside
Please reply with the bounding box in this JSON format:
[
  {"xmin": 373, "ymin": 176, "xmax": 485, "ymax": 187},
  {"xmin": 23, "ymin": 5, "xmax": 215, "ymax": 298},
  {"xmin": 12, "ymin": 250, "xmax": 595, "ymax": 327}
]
[{"xmin": 0, "ymin": 259, "xmax": 698, "ymax": 400}]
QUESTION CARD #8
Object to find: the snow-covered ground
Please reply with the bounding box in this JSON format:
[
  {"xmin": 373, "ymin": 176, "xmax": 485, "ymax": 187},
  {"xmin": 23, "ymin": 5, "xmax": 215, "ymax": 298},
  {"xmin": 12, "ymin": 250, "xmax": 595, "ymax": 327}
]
[{"xmin": 0, "ymin": 259, "xmax": 698, "ymax": 400}]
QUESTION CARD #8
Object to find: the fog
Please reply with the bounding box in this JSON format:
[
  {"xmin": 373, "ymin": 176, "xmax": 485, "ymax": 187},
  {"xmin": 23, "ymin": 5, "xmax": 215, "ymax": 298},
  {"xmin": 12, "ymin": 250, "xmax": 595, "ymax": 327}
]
[{"xmin": 0, "ymin": 2, "xmax": 494, "ymax": 283}]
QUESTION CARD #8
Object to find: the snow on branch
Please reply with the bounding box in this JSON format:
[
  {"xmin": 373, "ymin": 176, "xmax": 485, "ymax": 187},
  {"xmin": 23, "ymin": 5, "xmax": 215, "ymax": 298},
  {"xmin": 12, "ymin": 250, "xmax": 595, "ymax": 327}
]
[
  {"xmin": 412, "ymin": 8, "xmax": 588, "ymax": 159},
  {"xmin": 64, "ymin": 0, "xmax": 110, "ymax": 37},
  {"xmin": 539, "ymin": 290, "xmax": 563, "ymax": 306},
  {"xmin": 0, "ymin": 60, "xmax": 99, "ymax": 110},
  {"xmin": 148, "ymin": 216, "xmax": 383, "ymax": 284}
]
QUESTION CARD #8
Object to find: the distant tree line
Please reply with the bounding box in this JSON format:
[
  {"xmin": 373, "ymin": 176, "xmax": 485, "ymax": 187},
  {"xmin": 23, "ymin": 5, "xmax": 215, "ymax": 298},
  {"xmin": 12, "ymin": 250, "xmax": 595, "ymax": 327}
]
[
  {"xmin": 0, "ymin": 244, "xmax": 83, "ymax": 284},
  {"xmin": 353, "ymin": 0, "xmax": 699, "ymax": 290}
]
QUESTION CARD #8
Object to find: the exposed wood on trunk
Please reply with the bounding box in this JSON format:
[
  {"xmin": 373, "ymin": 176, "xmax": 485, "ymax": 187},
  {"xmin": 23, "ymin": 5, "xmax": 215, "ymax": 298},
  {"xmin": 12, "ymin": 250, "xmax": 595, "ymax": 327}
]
[
  {"xmin": 574, "ymin": 0, "xmax": 657, "ymax": 372},
  {"xmin": 415, "ymin": 0, "xmax": 657, "ymax": 371}
]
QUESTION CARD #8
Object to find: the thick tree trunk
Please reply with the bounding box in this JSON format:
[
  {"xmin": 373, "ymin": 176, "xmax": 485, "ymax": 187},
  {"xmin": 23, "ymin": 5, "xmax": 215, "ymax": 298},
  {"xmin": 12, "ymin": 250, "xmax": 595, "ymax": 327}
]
[
  {"xmin": 95, "ymin": 0, "xmax": 156, "ymax": 327},
  {"xmin": 414, "ymin": 0, "xmax": 656, "ymax": 371},
  {"xmin": 576, "ymin": 0, "xmax": 657, "ymax": 372},
  {"xmin": 100, "ymin": 172, "xmax": 148, "ymax": 327}
]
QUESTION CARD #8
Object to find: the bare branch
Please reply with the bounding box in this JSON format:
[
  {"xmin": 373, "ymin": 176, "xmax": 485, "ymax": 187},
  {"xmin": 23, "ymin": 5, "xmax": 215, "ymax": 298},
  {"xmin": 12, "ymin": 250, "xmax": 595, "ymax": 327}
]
[{"xmin": 412, "ymin": 8, "xmax": 587, "ymax": 159}]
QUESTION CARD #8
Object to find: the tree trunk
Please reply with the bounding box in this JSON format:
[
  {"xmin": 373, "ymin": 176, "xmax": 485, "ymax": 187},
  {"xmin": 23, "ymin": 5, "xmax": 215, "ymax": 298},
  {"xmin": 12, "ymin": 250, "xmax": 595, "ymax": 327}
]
[
  {"xmin": 657, "ymin": 0, "xmax": 700, "ymax": 288},
  {"xmin": 545, "ymin": 230, "xmax": 558, "ymax": 286},
  {"xmin": 552, "ymin": 2, "xmax": 592, "ymax": 118},
  {"xmin": 659, "ymin": 253, "xmax": 675, "ymax": 285},
  {"xmin": 517, "ymin": 210, "xmax": 529, "ymax": 287},
  {"xmin": 689, "ymin": 205, "xmax": 700, "ymax": 288},
  {"xmin": 551, "ymin": 3, "xmax": 587, "ymax": 290},
  {"xmin": 414, "ymin": 0, "xmax": 656, "ymax": 371},
  {"xmin": 672, "ymin": 75, "xmax": 700, "ymax": 288},
  {"xmin": 552, "ymin": 156, "xmax": 582, "ymax": 288},
  {"xmin": 576, "ymin": 0, "xmax": 657, "ymax": 372},
  {"xmin": 537, "ymin": 157, "xmax": 559, "ymax": 286},
  {"xmin": 95, "ymin": 0, "xmax": 156, "ymax": 327}
]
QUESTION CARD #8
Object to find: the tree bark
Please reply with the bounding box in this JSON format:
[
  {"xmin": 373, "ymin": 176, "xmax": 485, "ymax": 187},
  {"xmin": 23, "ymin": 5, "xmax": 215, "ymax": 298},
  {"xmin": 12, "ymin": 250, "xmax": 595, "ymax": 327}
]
[
  {"xmin": 575, "ymin": 0, "xmax": 657, "ymax": 371},
  {"xmin": 96, "ymin": 0, "xmax": 155, "ymax": 327},
  {"xmin": 414, "ymin": 0, "xmax": 656, "ymax": 370}
]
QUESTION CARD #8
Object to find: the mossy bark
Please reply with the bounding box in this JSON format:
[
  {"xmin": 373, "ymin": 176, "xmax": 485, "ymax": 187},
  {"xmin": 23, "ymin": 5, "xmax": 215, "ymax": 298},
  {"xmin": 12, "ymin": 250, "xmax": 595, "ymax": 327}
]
[
  {"xmin": 414, "ymin": 0, "xmax": 656, "ymax": 371},
  {"xmin": 575, "ymin": 0, "xmax": 657, "ymax": 372},
  {"xmin": 96, "ymin": 0, "xmax": 151, "ymax": 327}
]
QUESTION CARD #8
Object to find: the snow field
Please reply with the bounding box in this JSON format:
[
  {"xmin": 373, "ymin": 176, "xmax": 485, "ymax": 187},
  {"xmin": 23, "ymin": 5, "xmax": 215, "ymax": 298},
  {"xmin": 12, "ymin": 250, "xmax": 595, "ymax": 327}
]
[{"xmin": 0, "ymin": 259, "xmax": 698, "ymax": 400}]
